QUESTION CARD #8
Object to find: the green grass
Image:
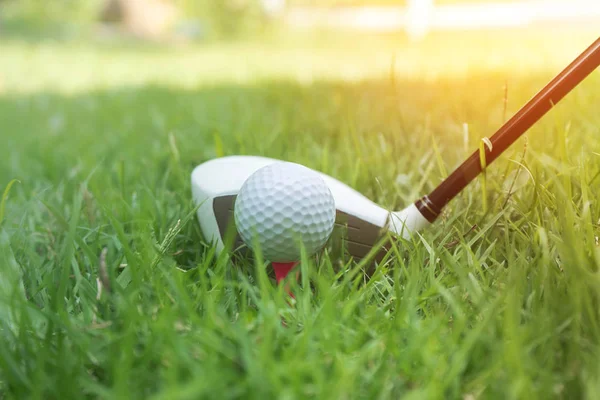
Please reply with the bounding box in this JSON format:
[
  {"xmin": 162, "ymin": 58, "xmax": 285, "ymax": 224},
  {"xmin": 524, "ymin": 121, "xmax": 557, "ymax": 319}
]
[{"xmin": 1, "ymin": 28, "xmax": 599, "ymax": 399}]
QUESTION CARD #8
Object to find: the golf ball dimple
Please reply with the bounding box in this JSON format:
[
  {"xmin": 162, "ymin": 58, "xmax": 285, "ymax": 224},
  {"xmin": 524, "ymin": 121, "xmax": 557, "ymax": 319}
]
[{"xmin": 234, "ymin": 162, "xmax": 336, "ymax": 262}]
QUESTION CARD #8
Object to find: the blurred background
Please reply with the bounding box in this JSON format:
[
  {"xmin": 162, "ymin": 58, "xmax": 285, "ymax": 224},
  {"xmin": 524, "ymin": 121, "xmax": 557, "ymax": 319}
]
[
  {"xmin": 1, "ymin": 0, "xmax": 599, "ymax": 41},
  {"xmin": 1, "ymin": 0, "xmax": 598, "ymax": 95}
]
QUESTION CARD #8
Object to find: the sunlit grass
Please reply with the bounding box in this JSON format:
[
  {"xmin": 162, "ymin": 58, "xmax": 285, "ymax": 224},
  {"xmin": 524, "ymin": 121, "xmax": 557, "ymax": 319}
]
[{"xmin": 1, "ymin": 27, "xmax": 599, "ymax": 398}]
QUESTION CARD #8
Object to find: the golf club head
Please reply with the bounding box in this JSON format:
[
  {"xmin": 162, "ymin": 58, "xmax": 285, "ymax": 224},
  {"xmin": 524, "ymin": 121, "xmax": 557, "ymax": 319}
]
[{"xmin": 191, "ymin": 155, "xmax": 429, "ymax": 263}]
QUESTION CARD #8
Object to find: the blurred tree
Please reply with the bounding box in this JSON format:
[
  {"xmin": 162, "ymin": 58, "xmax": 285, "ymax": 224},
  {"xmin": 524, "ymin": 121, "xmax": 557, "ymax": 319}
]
[
  {"xmin": 100, "ymin": 0, "xmax": 125, "ymax": 23},
  {"xmin": 178, "ymin": 0, "xmax": 267, "ymax": 38},
  {"xmin": 0, "ymin": 0, "xmax": 103, "ymax": 34},
  {"xmin": 99, "ymin": 0, "xmax": 177, "ymax": 38}
]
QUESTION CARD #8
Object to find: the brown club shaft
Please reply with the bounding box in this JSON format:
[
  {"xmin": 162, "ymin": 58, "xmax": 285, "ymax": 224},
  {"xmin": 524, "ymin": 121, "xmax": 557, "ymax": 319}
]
[{"xmin": 416, "ymin": 36, "xmax": 600, "ymax": 222}]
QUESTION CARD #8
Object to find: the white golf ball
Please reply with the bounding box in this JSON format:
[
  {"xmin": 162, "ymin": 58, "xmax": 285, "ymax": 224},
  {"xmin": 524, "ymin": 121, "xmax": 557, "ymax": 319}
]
[{"xmin": 234, "ymin": 162, "xmax": 336, "ymax": 262}]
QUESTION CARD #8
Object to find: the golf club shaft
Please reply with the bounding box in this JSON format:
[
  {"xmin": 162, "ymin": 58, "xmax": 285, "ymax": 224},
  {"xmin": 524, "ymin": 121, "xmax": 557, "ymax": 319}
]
[{"xmin": 415, "ymin": 36, "xmax": 600, "ymax": 222}]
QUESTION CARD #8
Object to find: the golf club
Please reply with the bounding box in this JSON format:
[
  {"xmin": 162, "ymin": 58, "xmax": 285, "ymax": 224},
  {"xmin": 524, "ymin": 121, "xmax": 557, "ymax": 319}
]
[{"xmin": 192, "ymin": 36, "xmax": 600, "ymax": 262}]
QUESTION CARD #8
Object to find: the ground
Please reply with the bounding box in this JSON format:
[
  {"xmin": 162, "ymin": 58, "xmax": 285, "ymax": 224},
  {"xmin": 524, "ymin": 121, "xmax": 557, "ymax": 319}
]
[{"xmin": 0, "ymin": 28, "xmax": 599, "ymax": 399}]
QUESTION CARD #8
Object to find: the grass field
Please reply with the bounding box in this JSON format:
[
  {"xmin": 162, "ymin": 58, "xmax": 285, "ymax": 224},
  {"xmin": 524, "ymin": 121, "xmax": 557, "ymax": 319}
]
[{"xmin": 1, "ymin": 27, "xmax": 600, "ymax": 399}]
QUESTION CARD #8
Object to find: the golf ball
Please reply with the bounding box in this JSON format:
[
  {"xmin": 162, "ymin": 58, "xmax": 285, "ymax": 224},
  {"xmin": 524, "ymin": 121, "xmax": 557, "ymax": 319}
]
[{"xmin": 234, "ymin": 162, "xmax": 336, "ymax": 262}]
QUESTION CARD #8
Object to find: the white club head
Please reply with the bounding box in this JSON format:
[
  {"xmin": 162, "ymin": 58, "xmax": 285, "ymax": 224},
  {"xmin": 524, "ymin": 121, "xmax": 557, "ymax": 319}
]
[{"xmin": 191, "ymin": 155, "xmax": 430, "ymax": 262}]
